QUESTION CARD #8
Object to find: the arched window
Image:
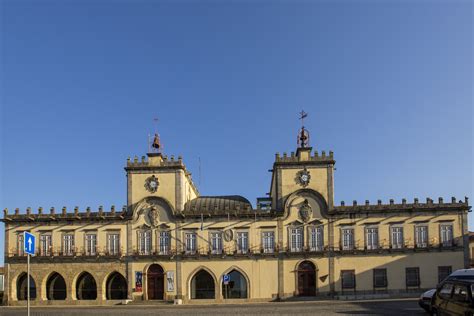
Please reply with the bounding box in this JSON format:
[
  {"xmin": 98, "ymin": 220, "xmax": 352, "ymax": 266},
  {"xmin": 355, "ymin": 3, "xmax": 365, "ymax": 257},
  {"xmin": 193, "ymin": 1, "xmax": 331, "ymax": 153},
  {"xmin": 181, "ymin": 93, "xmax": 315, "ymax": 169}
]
[
  {"xmin": 106, "ymin": 272, "xmax": 127, "ymax": 300},
  {"xmin": 17, "ymin": 273, "xmax": 36, "ymax": 300},
  {"xmin": 191, "ymin": 270, "xmax": 215, "ymax": 299},
  {"xmin": 222, "ymin": 270, "xmax": 247, "ymax": 299},
  {"xmin": 297, "ymin": 261, "xmax": 316, "ymax": 296},
  {"xmin": 46, "ymin": 272, "xmax": 67, "ymax": 300},
  {"xmin": 76, "ymin": 272, "xmax": 97, "ymax": 300}
]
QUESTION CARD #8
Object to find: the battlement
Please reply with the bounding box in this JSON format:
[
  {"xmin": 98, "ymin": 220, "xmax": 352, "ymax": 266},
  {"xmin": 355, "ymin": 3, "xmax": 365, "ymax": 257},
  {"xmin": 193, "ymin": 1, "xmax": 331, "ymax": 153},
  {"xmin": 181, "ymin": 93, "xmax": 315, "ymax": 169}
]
[
  {"xmin": 2, "ymin": 205, "xmax": 129, "ymax": 222},
  {"xmin": 274, "ymin": 150, "xmax": 334, "ymax": 164},
  {"xmin": 334, "ymin": 196, "xmax": 470, "ymax": 213},
  {"xmin": 126, "ymin": 154, "xmax": 184, "ymax": 168}
]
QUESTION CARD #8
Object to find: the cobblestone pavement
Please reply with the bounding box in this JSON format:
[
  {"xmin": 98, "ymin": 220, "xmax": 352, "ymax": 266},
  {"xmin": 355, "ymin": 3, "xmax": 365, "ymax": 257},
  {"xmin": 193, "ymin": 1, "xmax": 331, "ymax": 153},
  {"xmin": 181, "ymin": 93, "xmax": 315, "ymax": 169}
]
[{"xmin": 0, "ymin": 299, "xmax": 426, "ymax": 316}]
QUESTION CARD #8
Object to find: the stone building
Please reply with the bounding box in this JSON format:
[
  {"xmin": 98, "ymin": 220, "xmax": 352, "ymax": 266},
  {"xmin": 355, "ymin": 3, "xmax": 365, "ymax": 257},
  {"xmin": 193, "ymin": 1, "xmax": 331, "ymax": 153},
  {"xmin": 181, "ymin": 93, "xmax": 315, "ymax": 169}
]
[{"xmin": 1, "ymin": 125, "xmax": 471, "ymax": 306}]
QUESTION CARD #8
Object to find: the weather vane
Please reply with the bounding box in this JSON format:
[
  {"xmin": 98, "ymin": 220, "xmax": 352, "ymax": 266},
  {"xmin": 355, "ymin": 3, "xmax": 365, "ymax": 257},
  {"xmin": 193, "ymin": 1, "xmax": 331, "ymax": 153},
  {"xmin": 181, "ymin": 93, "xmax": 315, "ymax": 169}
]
[
  {"xmin": 297, "ymin": 110, "xmax": 310, "ymax": 148},
  {"xmin": 149, "ymin": 117, "xmax": 162, "ymax": 153}
]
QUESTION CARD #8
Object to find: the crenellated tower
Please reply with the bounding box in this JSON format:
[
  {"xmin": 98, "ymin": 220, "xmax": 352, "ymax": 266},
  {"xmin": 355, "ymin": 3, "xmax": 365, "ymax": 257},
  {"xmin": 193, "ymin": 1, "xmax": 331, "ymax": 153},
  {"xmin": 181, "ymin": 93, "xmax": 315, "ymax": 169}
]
[{"xmin": 269, "ymin": 111, "xmax": 335, "ymax": 211}]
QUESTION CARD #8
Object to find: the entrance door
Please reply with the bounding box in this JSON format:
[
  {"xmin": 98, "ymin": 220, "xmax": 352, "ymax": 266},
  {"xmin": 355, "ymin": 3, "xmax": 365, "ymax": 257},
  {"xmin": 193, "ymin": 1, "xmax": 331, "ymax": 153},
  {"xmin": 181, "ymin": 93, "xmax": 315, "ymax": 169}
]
[
  {"xmin": 147, "ymin": 264, "xmax": 164, "ymax": 300},
  {"xmin": 297, "ymin": 261, "xmax": 316, "ymax": 296}
]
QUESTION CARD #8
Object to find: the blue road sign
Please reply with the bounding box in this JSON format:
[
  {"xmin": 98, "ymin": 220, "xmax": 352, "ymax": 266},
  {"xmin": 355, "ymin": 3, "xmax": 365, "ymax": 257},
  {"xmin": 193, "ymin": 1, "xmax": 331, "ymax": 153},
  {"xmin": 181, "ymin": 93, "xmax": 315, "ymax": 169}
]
[
  {"xmin": 223, "ymin": 274, "xmax": 230, "ymax": 285},
  {"xmin": 24, "ymin": 232, "xmax": 35, "ymax": 255}
]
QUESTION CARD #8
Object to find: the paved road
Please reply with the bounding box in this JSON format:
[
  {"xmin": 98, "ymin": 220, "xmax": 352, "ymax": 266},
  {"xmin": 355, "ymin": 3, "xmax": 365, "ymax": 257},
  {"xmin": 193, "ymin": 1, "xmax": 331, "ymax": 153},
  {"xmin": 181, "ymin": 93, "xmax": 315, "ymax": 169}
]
[{"xmin": 0, "ymin": 299, "xmax": 426, "ymax": 316}]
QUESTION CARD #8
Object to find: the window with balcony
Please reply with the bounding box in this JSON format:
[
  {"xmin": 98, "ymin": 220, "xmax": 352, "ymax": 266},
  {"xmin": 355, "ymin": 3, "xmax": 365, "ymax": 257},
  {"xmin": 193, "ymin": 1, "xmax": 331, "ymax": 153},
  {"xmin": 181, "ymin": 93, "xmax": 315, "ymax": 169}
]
[
  {"xmin": 415, "ymin": 226, "xmax": 428, "ymax": 248},
  {"xmin": 210, "ymin": 232, "xmax": 223, "ymax": 254},
  {"xmin": 185, "ymin": 232, "xmax": 197, "ymax": 254},
  {"xmin": 236, "ymin": 231, "xmax": 249, "ymax": 254},
  {"xmin": 107, "ymin": 233, "xmax": 120, "ymax": 255},
  {"xmin": 138, "ymin": 230, "xmax": 152, "ymax": 255},
  {"xmin": 406, "ymin": 267, "xmax": 420, "ymax": 287},
  {"xmin": 290, "ymin": 227, "xmax": 303, "ymax": 252},
  {"xmin": 262, "ymin": 231, "xmax": 274, "ymax": 253},
  {"xmin": 440, "ymin": 224, "xmax": 453, "ymax": 247},
  {"xmin": 366, "ymin": 227, "xmax": 379, "ymax": 250},
  {"xmin": 341, "ymin": 228, "xmax": 354, "ymax": 250},
  {"xmin": 62, "ymin": 234, "xmax": 75, "ymax": 256},
  {"xmin": 159, "ymin": 231, "xmax": 171, "ymax": 255},
  {"xmin": 309, "ymin": 225, "xmax": 323, "ymax": 251},
  {"xmin": 390, "ymin": 226, "xmax": 404, "ymax": 249},
  {"xmin": 85, "ymin": 233, "xmax": 97, "ymax": 256},
  {"xmin": 40, "ymin": 233, "xmax": 52, "ymax": 256}
]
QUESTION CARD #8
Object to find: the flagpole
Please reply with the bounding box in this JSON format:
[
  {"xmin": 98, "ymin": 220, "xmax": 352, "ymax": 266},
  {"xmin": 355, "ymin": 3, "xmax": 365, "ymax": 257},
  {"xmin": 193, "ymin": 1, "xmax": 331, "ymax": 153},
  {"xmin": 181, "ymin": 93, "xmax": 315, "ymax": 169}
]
[{"xmin": 27, "ymin": 252, "xmax": 30, "ymax": 316}]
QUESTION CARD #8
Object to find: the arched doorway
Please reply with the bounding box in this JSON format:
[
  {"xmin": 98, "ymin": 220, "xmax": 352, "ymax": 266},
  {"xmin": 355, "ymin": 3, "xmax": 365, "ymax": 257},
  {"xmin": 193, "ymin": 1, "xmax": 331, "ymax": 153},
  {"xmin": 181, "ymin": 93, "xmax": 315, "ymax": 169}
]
[
  {"xmin": 17, "ymin": 273, "xmax": 36, "ymax": 300},
  {"xmin": 297, "ymin": 261, "xmax": 316, "ymax": 296},
  {"xmin": 147, "ymin": 264, "xmax": 164, "ymax": 300},
  {"xmin": 76, "ymin": 272, "xmax": 97, "ymax": 300},
  {"xmin": 106, "ymin": 272, "xmax": 127, "ymax": 300},
  {"xmin": 46, "ymin": 272, "xmax": 67, "ymax": 300},
  {"xmin": 222, "ymin": 270, "xmax": 247, "ymax": 299},
  {"xmin": 191, "ymin": 270, "xmax": 215, "ymax": 299}
]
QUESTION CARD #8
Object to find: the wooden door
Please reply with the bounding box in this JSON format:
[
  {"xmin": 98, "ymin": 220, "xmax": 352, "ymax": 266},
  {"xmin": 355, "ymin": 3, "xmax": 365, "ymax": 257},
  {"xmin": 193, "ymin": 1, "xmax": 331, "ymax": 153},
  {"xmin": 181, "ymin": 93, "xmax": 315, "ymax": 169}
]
[{"xmin": 147, "ymin": 265, "xmax": 164, "ymax": 300}]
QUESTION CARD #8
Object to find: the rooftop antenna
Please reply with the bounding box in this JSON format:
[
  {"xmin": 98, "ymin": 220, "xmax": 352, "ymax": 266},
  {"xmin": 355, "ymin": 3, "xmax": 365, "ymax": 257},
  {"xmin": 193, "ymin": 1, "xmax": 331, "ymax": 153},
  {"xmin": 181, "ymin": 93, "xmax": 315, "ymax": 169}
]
[{"xmin": 198, "ymin": 156, "xmax": 202, "ymax": 187}]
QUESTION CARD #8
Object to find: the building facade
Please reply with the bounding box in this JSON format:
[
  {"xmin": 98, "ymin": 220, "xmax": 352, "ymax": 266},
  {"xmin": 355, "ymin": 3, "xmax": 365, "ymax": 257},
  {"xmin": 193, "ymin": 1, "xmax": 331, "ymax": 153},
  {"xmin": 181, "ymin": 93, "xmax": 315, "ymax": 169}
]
[{"xmin": 1, "ymin": 129, "xmax": 471, "ymax": 306}]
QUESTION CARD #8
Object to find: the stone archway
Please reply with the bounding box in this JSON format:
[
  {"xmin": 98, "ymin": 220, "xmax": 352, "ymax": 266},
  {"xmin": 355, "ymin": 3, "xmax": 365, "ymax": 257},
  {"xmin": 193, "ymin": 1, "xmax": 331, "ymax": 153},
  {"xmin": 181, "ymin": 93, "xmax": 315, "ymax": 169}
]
[
  {"xmin": 16, "ymin": 273, "xmax": 36, "ymax": 300},
  {"xmin": 221, "ymin": 269, "xmax": 248, "ymax": 299},
  {"xmin": 147, "ymin": 264, "xmax": 164, "ymax": 300},
  {"xmin": 105, "ymin": 272, "xmax": 127, "ymax": 300},
  {"xmin": 297, "ymin": 261, "xmax": 317, "ymax": 296},
  {"xmin": 46, "ymin": 272, "xmax": 67, "ymax": 300},
  {"xmin": 76, "ymin": 272, "xmax": 97, "ymax": 300},
  {"xmin": 191, "ymin": 269, "xmax": 215, "ymax": 299}
]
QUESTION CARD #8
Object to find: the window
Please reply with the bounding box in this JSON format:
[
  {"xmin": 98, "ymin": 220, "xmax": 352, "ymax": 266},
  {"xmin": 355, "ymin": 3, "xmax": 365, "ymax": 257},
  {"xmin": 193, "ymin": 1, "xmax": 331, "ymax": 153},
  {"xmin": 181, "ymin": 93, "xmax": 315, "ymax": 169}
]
[
  {"xmin": 40, "ymin": 233, "xmax": 52, "ymax": 256},
  {"xmin": 0, "ymin": 274, "xmax": 3, "ymax": 291},
  {"xmin": 262, "ymin": 231, "xmax": 274, "ymax": 253},
  {"xmin": 18, "ymin": 234, "xmax": 24, "ymax": 256},
  {"xmin": 62, "ymin": 234, "xmax": 75, "ymax": 256},
  {"xmin": 159, "ymin": 231, "xmax": 170, "ymax": 255},
  {"xmin": 415, "ymin": 226, "xmax": 428, "ymax": 248},
  {"xmin": 439, "ymin": 282, "xmax": 453, "ymax": 299},
  {"xmin": 341, "ymin": 228, "xmax": 354, "ymax": 250},
  {"xmin": 341, "ymin": 270, "xmax": 356, "ymax": 290},
  {"xmin": 290, "ymin": 227, "xmax": 303, "ymax": 252},
  {"xmin": 390, "ymin": 226, "xmax": 404, "ymax": 249},
  {"xmin": 85, "ymin": 233, "xmax": 97, "ymax": 256},
  {"xmin": 438, "ymin": 266, "xmax": 452, "ymax": 283},
  {"xmin": 185, "ymin": 232, "xmax": 197, "ymax": 254},
  {"xmin": 453, "ymin": 284, "xmax": 469, "ymax": 302},
  {"xmin": 309, "ymin": 225, "xmax": 324, "ymax": 251},
  {"xmin": 406, "ymin": 267, "xmax": 420, "ymax": 287},
  {"xmin": 210, "ymin": 232, "xmax": 223, "ymax": 254},
  {"xmin": 440, "ymin": 224, "xmax": 453, "ymax": 247},
  {"xmin": 373, "ymin": 269, "xmax": 387, "ymax": 288},
  {"xmin": 107, "ymin": 233, "xmax": 120, "ymax": 255},
  {"xmin": 138, "ymin": 230, "xmax": 152, "ymax": 255},
  {"xmin": 366, "ymin": 227, "xmax": 379, "ymax": 250},
  {"xmin": 236, "ymin": 232, "xmax": 249, "ymax": 254}
]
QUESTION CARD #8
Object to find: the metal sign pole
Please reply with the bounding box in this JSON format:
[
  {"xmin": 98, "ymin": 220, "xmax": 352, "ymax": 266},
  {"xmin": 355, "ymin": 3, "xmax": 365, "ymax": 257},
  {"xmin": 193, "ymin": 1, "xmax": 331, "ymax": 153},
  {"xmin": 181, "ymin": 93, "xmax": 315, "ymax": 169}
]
[{"xmin": 27, "ymin": 253, "xmax": 30, "ymax": 316}]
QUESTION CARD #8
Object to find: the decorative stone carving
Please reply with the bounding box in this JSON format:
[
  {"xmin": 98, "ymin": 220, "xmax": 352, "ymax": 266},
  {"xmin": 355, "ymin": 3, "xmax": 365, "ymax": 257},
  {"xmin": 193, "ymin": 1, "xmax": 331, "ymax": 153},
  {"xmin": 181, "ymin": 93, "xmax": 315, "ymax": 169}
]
[
  {"xmin": 298, "ymin": 199, "xmax": 312, "ymax": 222},
  {"xmin": 296, "ymin": 168, "xmax": 311, "ymax": 187},
  {"xmin": 144, "ymin": 175, "xmax": 159, "ymax": 193},
  {"xmin": 224, "ymin": 229, "xmax": 234, "ymax": 242}
]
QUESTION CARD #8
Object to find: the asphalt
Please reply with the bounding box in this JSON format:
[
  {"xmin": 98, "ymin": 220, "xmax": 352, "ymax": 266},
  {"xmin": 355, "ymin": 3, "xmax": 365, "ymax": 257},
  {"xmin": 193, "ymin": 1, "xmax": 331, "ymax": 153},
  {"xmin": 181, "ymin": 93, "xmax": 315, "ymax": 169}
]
[{"xmin": 0, "ymin": 298, "xmax": 427, "ymax": 315}]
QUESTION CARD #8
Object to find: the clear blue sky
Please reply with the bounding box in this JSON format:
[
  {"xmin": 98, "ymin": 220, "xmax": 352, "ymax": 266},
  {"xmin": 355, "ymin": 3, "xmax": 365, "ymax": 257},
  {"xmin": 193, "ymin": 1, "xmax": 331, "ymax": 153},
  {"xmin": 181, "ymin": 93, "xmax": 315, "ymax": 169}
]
[{"xmin": 1, "ymin": 1, "xmax": 472, "ymax": 265}]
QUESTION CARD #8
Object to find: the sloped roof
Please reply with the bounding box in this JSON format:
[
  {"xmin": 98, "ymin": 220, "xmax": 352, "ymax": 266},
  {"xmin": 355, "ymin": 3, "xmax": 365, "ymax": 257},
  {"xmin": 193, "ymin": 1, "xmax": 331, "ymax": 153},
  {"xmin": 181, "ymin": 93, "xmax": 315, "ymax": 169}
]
[{"xmin": 183, "ymin": 196, "xmax": 253, "ymax": 216}]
